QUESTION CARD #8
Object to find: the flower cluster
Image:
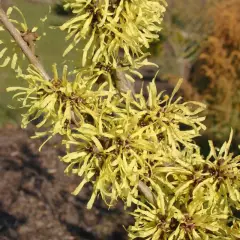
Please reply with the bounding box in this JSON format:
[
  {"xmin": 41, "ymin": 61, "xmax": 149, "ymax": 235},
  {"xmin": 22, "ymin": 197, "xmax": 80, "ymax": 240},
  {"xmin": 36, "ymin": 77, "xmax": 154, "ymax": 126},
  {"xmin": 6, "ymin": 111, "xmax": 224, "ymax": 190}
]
[
  {"xmin": 8, "ymin": 62, "xmax": 207, "ymax": 210},
  {"xmin": 128, "ymin": 132, "xmax": 240, "ymax": 239},
  {"xmin": 7, "ymin": 64, "xmax": 115, "ymax": 148},
  {"xmin": 60, "ymin": 0, "xmax": 167, "ymax": 67},
  {"xmin": 61, "ymin": 78, "xmax": 206, "ymax": 209}
]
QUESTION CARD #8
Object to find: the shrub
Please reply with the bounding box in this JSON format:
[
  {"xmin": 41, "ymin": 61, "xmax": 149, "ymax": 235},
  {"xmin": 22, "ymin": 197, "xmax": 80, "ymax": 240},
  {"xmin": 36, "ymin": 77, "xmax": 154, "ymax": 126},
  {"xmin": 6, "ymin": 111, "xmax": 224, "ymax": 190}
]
[
  {"xmin": 190, "ymin": 0, "xmax": 240, "ymax": 141},
  {"xmin": 0, "ymin": 1, "xmax": 239, "ymax": 239}
]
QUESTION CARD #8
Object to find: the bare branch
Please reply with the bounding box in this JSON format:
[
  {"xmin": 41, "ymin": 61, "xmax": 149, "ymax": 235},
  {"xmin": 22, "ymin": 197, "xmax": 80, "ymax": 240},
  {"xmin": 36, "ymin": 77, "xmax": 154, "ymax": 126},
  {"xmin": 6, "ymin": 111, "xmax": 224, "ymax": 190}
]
[{"xmin": 0, "ymin": 6, "xmax": 51, "ymax": 80}]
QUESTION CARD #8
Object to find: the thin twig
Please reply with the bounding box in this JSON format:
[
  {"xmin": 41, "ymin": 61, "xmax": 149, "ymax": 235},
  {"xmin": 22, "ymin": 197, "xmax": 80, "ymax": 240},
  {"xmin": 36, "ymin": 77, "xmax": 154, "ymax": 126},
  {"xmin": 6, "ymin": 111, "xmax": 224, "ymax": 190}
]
[{"xmin": 0, "ymin": 6, "xmax": 50, "ymax": 80}]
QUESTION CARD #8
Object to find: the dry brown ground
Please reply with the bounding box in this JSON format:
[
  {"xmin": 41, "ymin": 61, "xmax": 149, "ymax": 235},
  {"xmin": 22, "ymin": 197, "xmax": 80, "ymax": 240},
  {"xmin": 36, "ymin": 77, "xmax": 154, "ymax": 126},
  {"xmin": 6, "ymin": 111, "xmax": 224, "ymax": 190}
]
[{"xmin": 0, "ymin": 125, "xmax": 133, "ymax": 240}]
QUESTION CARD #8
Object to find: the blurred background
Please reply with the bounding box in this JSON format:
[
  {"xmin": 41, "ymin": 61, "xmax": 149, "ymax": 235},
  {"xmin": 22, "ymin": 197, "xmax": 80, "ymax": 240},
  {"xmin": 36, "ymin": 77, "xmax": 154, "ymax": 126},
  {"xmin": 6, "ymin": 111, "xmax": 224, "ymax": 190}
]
[{"xmin": 0, "ymin": 0, "xmax": 239, "ymax": 239}]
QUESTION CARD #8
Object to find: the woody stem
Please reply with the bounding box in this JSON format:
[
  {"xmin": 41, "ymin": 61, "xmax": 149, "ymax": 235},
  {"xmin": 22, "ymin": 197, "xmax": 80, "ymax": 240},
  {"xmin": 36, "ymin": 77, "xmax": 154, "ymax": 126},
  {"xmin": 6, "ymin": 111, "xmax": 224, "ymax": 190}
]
[{"xmin": 0, "ymin": 6, "xmax": 50, "ymax": 80}]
